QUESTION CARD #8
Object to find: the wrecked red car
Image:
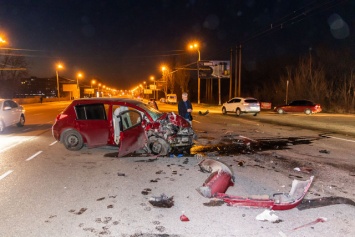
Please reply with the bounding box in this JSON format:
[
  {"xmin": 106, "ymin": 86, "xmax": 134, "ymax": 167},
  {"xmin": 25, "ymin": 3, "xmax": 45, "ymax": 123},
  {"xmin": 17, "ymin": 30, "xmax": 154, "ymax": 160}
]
[{"xmin": 52, "ymin": 98, "xmax": 194, "ymax": 157}]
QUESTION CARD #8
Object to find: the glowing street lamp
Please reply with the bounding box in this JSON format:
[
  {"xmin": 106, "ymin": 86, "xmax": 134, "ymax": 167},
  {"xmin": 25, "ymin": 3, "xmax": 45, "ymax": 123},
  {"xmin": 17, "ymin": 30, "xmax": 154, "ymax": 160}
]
[
  {"xmin": 77, "ymin": 72, "xmax": 83, "ymax": 88},
  {"xmin": 0, "ymin": 37, "xmax": 6, "ymax": 44},
  {"xmin": 55, "ymin": 64, "xmax": 64, "ymax": 98},
  {"xmin": 91, "ymin": 79, "xmax": 96, "ymax": 88},
  {"xmin": 188, "ymin": 42, "xmax": 201, "ymax": 104}
]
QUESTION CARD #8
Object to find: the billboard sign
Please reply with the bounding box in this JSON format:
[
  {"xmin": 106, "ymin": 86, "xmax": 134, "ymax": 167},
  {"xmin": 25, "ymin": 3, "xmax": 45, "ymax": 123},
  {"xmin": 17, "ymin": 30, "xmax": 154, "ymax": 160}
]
[
  {"xmin": 198, "ymin": 60, "xmax": 230, "ymax": 79},
  {"xmin": 144, "ymin": 89, "xmax": 152, "ymax": 94}
]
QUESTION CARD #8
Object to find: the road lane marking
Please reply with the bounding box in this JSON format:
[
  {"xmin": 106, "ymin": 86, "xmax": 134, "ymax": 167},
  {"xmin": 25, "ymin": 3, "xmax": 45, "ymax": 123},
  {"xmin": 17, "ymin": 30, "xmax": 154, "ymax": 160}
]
[
  {"xmin": 49, "ymin": 141, "xmax": 58, "ymax": 146},
  {"xmin": 26, "ymin": 151, "xmax": 43, "ymax": 161},
  {"xmin": 0, "ymin": 170, "xmax": 13, "ymax": 180},
  {"xmin": 328, "ymin": 136, "xmax": 355, "ymax": 143}
]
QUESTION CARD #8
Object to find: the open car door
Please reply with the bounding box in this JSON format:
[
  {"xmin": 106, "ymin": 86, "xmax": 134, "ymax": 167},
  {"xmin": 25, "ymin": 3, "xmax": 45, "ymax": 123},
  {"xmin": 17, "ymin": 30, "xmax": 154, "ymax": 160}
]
[{"xmin": 117, "ymin": 110, "xmax": 147, "ymax": 157}]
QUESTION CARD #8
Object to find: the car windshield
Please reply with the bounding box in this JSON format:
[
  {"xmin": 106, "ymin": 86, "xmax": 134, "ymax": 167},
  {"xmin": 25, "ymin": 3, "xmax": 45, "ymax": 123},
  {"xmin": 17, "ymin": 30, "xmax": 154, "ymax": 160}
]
[
  {"xmin": 245, "ymin": 99, "xmax": 258, "ymax": 103},
  {"xmin": 136, "ymin": 102, "xmax": 164, "ymax": 121}
]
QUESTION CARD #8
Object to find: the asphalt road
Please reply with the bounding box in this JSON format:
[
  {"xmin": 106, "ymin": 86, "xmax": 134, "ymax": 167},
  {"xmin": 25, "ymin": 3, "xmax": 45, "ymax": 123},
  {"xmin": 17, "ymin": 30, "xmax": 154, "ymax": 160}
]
[{"xmin": 0, "ymin": 101, "xmax": 354, "ymax": 236}]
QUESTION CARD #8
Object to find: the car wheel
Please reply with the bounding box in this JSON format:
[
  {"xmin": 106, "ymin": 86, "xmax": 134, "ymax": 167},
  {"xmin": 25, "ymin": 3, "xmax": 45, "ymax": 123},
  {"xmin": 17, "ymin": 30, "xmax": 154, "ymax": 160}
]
[
  {"xmin": 0, "ymin": 120, "xmax": 5, "ymax": 133},
  {"xmin": 17, "ymin": 114, "xmax": 25, "ymax": 127},
  {"xmin": 148, "ymin": 137, "xmax": 170, "ymax": 156},
  {"xmin": 222, "ymin": 107, "xmax": 227, "ymax": 115},
  {"xmin": 277, "ymin": 108, "xmax": 284, "ymax": 114},
  {"xmin": 62, "ymin": 130, "xmax": 84, "ymax": 151},
  {"xmin": 236, "ymin": 108, "xmax": 241, "ymax": 116},
  {"xmin": 253, "ymin": 113, "xmax": 258, "ymax": 116},
  {"xmin": 304, "ymin": 109, "xmax": 312, "ymax": 115}
]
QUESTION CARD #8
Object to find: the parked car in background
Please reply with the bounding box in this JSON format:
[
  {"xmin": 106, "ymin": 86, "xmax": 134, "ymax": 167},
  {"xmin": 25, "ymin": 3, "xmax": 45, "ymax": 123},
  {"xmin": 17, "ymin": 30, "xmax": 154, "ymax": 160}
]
[
  {"xmin": 159, "ymin": 97, "xmax": 166, "ymax": 103},
  {"xmin": 0, "ymin": 99, "xmax": 25, "ymax": 133},
  {"xmin": 274, "ymin": 100, "xmax": 322, "ymax": 115},
  {"xmin": 52, "ymin": 98, "xmax": 194, "ymax": 157},
  {"xmin": 166, "ymin": 94, "xmax": 177, "ymax": 104},
  {"xmin": 222, "ymin": 97, "xmax": 260, "ymax": 116}
]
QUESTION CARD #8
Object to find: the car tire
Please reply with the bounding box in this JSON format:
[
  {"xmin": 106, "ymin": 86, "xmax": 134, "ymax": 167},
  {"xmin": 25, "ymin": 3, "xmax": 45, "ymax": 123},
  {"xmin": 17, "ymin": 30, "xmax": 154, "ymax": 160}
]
[
  {"xmin": 0, "ymin": 120, "xmax": 5, "ymax": 133},
  {"xmin": 236, "ymin": 108, "xmax": 241, "ymax": 116},
  {"xmin": 253, "ymin": 113, "xmax": 258, "ymax": 116},
  {"xmin": 304, "ymin": 109, "xmax": 312, "ymax": 115},
  {"xmin": 148, "ymin": 137, "xmax": 170, "ymax": 156},
  {"xmin": 17, "ymin": 115, "xmax": 25, "ymax": 127},
  {"xmin": 222, "ymin": 107, "xmax": 227, "ymax": 115},
  {"xmin": 62, "ymin": 130, "xmax": 84, "ymax": 151},
  {"xmin": 277, "ymin": 108, "xmax": 284, "ymax": 114}
]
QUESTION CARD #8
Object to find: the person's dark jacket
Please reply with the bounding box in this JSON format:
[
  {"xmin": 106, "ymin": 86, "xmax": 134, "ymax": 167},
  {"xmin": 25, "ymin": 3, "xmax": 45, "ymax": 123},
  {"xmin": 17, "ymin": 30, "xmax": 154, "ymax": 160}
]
[{"xmin": 178, "ymin": 100, "xmax": 193, "ymax": 120}]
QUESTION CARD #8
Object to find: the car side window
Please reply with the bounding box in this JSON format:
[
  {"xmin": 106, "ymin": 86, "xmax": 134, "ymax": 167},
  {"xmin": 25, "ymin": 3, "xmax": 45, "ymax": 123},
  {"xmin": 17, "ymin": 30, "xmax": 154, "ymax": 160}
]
[
  {"xmin": 120, "ymin": 110, "xmax": 142, "ymax": 131},
  {"xmin": 75, "ymin": 104, "xmax": 107, "ymax": 120},
  {"xmin": 8, "ymin": 101, "xmax": 18, "ymax": 108},
  {"xmin": 235, "ymin": 99, "xmax": 241, "ymax": 103},
  {"xmin": 3, "ymin": 100, "xmax": 10, "ymax": 108}
]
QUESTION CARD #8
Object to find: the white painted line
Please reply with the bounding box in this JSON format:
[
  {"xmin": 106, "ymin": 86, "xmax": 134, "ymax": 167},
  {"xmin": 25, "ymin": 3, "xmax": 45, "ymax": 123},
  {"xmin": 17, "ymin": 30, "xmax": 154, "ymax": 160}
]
[
  {"xmin": 26, "ymin": 151, "xmax": 43, "ymax": 161},
  {"xmin": 0, "ymin": 170, "xmax": 13, "ymax": 180},
  {"xmin": 49, "ymin": 141, "xmax": 58, "ymax": 146},
  {"xmin": 328, "ymin": 136, "xmax": 355, "ymax": 143},
  {"xmin": 193, "ymin": 120, "xmax": 201, "ymax": 123}
]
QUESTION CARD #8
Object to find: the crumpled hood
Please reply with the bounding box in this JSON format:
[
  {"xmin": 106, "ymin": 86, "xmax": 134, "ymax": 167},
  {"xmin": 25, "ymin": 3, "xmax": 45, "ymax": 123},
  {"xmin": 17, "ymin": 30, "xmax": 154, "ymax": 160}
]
[{"xmin": 158, "ymin": 112, "xmax": 191, "ymax": 128}]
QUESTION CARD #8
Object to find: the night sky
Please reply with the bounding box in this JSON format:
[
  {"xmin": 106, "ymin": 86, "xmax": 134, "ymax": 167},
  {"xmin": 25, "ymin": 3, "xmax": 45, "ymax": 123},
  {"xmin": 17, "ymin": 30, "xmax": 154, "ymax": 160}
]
[{"xmin": 0, "ymin": 0, "xmax": 353, "ymax": 89}]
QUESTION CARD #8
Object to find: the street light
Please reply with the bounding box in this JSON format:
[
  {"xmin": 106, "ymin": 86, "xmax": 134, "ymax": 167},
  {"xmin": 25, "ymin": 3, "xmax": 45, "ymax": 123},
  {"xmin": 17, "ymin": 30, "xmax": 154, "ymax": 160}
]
[
  {"xmin": 189, "ymin": 42, "xmax": 201, "ymax": 104},
  {"xmin": 150, "ymin": 76, "xmax": 156, "ymax": 100},
  {"xmin": 0, "ymin": 37, "xmax": 6, "ymax": 44},
  {"xmin": 77, "ymin": 72, "xmax": 83, "ymax": 88},
  {"xmin": 55, "ymin": 64, "xmax": 64, "ymax": 98}
]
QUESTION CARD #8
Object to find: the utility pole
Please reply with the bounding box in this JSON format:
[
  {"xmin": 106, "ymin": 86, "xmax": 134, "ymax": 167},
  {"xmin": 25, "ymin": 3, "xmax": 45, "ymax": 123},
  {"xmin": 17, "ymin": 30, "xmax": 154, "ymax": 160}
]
[
  {"xmin": 230, "ymin": 48, "xmax": 233, "ymax": 99},
  {"xmin": 237, "ymin": 44, "xmax": 242, "ymax": 97}
]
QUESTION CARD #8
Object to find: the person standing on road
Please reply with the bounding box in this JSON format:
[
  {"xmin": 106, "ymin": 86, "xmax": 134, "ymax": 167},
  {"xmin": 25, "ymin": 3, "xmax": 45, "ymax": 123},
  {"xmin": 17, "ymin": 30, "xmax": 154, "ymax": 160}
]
[{"xmin": 178, "ymin": 92, "xmax": 193, "ymax": 125}]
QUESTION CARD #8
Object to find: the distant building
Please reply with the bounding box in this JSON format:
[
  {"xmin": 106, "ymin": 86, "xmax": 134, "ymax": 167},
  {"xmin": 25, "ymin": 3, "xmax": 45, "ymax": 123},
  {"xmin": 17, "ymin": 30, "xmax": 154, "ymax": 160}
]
[{"xmin": 16, "ymin": 76, "xmax": 76, "ymax": 98}]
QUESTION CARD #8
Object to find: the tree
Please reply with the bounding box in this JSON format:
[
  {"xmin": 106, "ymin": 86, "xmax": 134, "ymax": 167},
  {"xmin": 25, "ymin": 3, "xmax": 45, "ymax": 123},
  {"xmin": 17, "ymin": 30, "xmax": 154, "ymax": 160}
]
[{"xmin": 0, "ymin": 50, "xmax": 29, "ymax": 98}]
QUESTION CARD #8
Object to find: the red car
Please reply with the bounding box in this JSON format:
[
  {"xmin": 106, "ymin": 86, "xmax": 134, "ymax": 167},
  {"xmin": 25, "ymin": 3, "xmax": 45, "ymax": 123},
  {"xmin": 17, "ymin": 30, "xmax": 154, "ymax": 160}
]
[
  {"xmin": 274, "ymin": 100, "xmax": 322, "ymax": 115},
  {"xmin": 52, "ymin": 98, "xmax": 194, "ymax": 157}
]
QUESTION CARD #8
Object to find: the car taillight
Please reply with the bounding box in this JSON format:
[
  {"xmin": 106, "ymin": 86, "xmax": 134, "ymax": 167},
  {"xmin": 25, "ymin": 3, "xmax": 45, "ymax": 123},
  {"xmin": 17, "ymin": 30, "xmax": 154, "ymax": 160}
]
[{"xmin": 55, "ymin": 113, "xmax": 68, "ymax": 121}]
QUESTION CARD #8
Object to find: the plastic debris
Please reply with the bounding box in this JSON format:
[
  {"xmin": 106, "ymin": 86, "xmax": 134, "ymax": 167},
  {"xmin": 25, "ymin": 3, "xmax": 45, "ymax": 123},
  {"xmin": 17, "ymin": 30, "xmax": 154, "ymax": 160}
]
[
  {"xmin": 293, "ymin": 167, "xmax": 301, "ymax": 172},
  {"xmin": 149, "ymin": 194, "xmax": 174, "ymax": 208},
  {"xmin": 256, "ymin": 210, "xmax": 280, "ymax": 223},
  {"xmin": 293, "ymin": 217, "xmax": 327, "ymax": 230},
  {"xmin": 198, "ymin": 110, "xmax": 209, "ymax": 116},
  {"xmin": 180, "ymin": 211, "xmax": 190, "ymax": 221}
]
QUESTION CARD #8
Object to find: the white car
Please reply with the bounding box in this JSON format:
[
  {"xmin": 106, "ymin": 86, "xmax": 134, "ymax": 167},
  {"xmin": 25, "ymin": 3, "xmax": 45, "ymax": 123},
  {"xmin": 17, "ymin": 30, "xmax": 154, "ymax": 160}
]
[
  {"xmin": 0, "ymin": 99, "xmax": 25, "ymax": 133},
  {"xmin": 222, "ymin": 97, "xmax": 260, "ymax": 116}
]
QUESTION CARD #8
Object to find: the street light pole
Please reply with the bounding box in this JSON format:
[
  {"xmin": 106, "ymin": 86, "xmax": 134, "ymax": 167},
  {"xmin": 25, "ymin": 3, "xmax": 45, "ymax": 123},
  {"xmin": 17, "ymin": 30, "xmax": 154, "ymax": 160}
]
[
  {"xmin": 55, "ymin": 64, "xmax": 63, "ymax": 98},
  {"xmin": 189, "ymin": 43, "xmax": 201, "ymax": 104}
]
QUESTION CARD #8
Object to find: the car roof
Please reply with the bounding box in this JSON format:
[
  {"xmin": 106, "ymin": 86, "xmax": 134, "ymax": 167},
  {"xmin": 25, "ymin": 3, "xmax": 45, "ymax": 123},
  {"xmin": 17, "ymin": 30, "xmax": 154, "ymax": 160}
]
[
  {"xmin": 72, "ymin": 97, "xmax": 142, "ymax": 105},
  {"xmin": 230, "ymin": 97, "xmax": 258, "ymax": 100}
]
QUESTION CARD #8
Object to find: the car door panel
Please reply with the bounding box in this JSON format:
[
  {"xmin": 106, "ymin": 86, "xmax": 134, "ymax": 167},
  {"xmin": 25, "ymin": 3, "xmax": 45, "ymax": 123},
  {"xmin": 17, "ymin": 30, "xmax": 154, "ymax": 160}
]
[{"xmin": 118, "ymin": 110, "xmax": 147, "ymax": 157}]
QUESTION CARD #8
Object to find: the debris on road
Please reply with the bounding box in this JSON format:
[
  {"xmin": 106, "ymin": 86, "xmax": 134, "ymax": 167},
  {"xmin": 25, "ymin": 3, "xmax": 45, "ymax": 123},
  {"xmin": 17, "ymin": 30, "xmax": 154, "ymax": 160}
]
[
  {"xmin": 149, "ymin": 194, "xmax": 174, "ymax": 208},
  {"xmin": 216, "ymin": 176, "xmax": 314, "ymax": 210},
  {"xmin": 293, "ymin": 217, "xmax": 327, "ymax": 230},
  {"xmin": 196, "ymin": 158, "xmax": 235, "ymax": 198},
  {"xmin": 203, "ymin": 199, "xmax": 225, "ymax": 207},
  {"xmin": 180, "ymin": 212, "xmax": 190, "ymax": 221},
  {"xmin": 319, "ymin": 149, "xmax": 330, "ymax": 154},
  {"xmin": 255, "ymin": 210, "xmax": 280, "ymax": 223},
  {"xmin": 198, "ymin": 110, "xmax": 209, "ymax": 116}
]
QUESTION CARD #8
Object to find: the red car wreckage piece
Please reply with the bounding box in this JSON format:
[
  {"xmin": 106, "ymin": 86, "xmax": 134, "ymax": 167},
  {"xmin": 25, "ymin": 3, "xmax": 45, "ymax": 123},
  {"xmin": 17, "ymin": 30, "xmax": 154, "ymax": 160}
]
[{"xmin": 197, "ymin": 159, "xmax": 314, "ymax": 210}]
